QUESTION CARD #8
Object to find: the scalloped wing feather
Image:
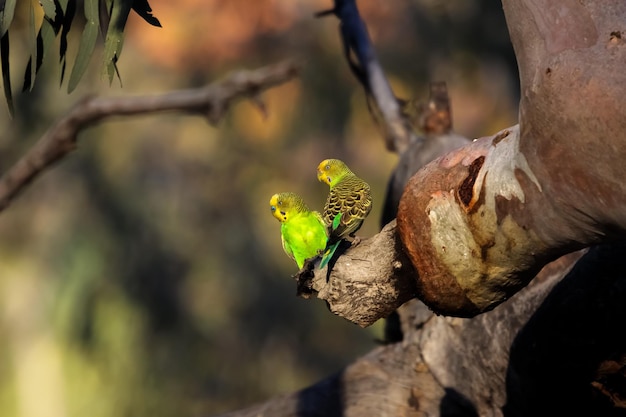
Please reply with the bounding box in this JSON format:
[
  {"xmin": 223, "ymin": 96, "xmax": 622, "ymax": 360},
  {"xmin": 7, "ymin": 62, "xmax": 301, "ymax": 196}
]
[{"xmin": 323, "ymin": 174, "xmax": 372, "ymax": 240}]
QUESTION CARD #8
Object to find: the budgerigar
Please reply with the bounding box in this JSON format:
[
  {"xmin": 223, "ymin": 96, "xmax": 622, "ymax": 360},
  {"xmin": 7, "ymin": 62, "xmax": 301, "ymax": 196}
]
[
  {"xmin": 269, "ymin": 192, "xmax": 328, "ymax": 269},
  {"xmin": 317, "ymin": 159, "xmax": 372, "ymax": 268}
]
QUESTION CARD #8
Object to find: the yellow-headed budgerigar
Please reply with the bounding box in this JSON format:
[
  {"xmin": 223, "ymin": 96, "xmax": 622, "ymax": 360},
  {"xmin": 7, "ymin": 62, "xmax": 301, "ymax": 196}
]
[
  {"xmin": 269, "ymin": 192, "xmax": 328, "ymax": 269},
  {"xmin": 317, "ymin": 159, "xmax": 372, "ymax": 268}
]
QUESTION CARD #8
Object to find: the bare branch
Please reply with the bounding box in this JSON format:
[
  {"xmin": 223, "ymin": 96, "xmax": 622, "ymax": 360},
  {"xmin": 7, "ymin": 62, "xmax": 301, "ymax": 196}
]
[
  {"xmin": 0, "ymin": 60, "xmax": 300, "ymax": 213},
  {"xmin": 317, "ymin": 0, "xmax": 417, "ymax": 153}
]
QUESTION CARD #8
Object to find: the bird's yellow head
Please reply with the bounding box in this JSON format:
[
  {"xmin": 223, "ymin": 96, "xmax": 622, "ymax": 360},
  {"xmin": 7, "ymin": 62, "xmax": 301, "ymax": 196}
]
[
  {"xmin": 269, "ymin": 192, "xmax": 307, "ymax": 223},
  {"xmin": 317, "ymin": 159, "xmax": 352, "ymax": 187}
]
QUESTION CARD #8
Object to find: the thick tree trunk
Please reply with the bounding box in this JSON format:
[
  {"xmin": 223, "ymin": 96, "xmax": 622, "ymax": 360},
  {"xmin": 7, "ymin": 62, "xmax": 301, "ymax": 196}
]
[{"xmin": 399, "ymin": 0, "xmax": 626, "ymax": 316}]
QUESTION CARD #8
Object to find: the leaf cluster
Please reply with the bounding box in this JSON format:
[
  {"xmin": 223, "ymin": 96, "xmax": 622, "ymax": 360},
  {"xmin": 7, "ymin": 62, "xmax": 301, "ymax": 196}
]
[{"xmin": 0, "ymin": 0, "xmax": 161, "ymax": 115}]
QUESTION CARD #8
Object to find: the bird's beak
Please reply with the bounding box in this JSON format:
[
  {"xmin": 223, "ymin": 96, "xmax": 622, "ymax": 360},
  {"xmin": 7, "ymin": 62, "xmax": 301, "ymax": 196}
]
[{"xmin": 317, "ymin": 170, "xmax": 325, "ymax": 183}]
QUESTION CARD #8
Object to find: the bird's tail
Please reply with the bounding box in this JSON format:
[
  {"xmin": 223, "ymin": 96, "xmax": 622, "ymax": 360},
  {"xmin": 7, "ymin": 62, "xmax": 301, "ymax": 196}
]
[
  {"xmin": 319, "ymin": 240, "xmax": 341, "ymax": 269},
  {"xmin": 319, "ymin": 213, "xmax": 343, "ymax": 269}
]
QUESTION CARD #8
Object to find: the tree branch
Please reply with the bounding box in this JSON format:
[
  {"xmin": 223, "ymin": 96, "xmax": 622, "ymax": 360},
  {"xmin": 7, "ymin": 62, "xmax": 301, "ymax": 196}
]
[
  {"xmin": 0, "ymin": 60, "xmax": 300, "ymax": 212},
  {"xmin": 296, "ymin": 220, "xmax": 418, "ymax": 328},
  {"xmin": 317, "ymin": 0, "xmax": 417, "ymax": 153}
]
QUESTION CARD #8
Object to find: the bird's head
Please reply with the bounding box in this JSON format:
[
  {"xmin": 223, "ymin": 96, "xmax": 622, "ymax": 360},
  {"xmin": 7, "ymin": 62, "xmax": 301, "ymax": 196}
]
[
  {"xmin": 317, "ymin": 159, "xmax": 351, "ymax": 187},
  {"xmin": 269, "ymin": 192, "xmax": 307, "ymax": 222}
]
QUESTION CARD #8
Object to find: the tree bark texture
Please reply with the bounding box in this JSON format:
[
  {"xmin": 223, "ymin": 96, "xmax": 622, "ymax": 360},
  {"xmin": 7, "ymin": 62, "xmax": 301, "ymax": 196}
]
[{"xmin": 397, "ymin": 0, "xmax": 626, "ymax": 316}]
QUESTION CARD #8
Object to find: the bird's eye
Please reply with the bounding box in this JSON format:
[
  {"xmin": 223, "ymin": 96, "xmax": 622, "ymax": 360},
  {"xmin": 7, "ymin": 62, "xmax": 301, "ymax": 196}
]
[
  {"xmin": 325, "ymin": 165, "xmax": 330, "ymax": 170},
  {"xmin": 278, "ymin": 201, "xmax": 282, "ymax": 206}
]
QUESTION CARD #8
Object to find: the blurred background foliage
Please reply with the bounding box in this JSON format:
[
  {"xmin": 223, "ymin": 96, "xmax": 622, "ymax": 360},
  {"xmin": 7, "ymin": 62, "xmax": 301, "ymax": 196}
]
[{"xmin": 0, "ymin": 0, "xmax": 519, "ymax": 416}]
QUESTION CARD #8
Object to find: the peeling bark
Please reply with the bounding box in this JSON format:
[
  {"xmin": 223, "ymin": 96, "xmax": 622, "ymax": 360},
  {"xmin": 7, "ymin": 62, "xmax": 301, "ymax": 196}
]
[{"xmin": 397, "ymin": 125, "xmax": 559, "ymax": 316}]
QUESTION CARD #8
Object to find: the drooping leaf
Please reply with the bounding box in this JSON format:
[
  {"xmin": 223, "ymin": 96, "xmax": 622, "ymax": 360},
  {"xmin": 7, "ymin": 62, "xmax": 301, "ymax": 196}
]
[
  {"xmin": 132, "ymin": 0, "xmax": 161, "ymax": 27},
  {"xmin": 0, "ymin": 0, "xmax": 16, "ymax": 36},
  {"xmin": 59, "ymin": 0, "xmax": 77, "ymax": 84},
  {"xmin": 39, "ymin": 0, "xmax": 57, "ymax": 21},
  {"xmin": 102, "ymin": 0, "xmax": 132, "ymax": 85},
  {"xmin": 22, "ymin": 17, "xmax": 59, "ymax": 92},
  {"xmin": 0, "ymin": 30, "xmax": 13, "ymax": 116},
  {"xmin": 22, "ymin": 0, "xmax": 66, "ymax": 92},
  {"xmin": 24, "ymin": 0, "xmax": 36, "ymax": 92},
  {"xmin": 68, "ymin": 0, "xmax": 99, "ymax": 93},
  {"xmin": 98, "ymin": 0, "xmax": 111, "ymax": 39},
  {"xmin": 57, "ymin": 0, "xmax": 70, "ymax": 14},
  {"xmin": 0, "ymin": 0, "xmax": 162, "ymax": 113}
]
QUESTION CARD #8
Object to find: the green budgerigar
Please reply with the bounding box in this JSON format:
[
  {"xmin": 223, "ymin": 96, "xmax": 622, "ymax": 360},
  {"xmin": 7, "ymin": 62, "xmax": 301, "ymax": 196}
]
[
  {"xmin": 317, "ymin": 159, "xmax": 372, "ymax": 268},
  {"xmin": 269, "ymin": 192, "xmax": 328, "ymax": 269}
]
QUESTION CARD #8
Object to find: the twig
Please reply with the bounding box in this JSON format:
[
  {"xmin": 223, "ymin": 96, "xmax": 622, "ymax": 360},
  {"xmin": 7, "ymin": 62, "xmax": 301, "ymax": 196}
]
[
  {"xmin": 0, "ymin": 60, "xmax": 300, "ymax": 212},
  {"xmin": 316, "ymin": 0, "xmax": 417, "ymax": 153}
]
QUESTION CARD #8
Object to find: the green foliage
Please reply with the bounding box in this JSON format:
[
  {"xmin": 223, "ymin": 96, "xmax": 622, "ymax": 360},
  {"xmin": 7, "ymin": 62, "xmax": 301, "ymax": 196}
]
[
  {"xmin": 1, "ymin": 0, "xmax": 162, "ymax": 116},
  {"xmin": 68, "ymin": 0, "xmax": 99, "ymax": 92},
  {"xmin": 0, "ymin": 0, "xmax": 17, "ymax": 114}
]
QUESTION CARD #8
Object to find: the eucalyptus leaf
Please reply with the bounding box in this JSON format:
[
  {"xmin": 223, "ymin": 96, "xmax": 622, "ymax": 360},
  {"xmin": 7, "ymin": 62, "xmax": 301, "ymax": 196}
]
[
  {"xmin": 98, "ymin": 0, "xmax": 111, "ymax": 38},
  {"xmin": 68, "ymin": 0, "xmax": 100, "ymax": 93},
  {"xmin": 23, "ymin": 0, "xmax": 36, "ymax": 91},
  {"xmin": 85, "ymin": 0, "xmax": 100, "ymax": 25},
  {"xmin": 39, "ymin": 0, "xmax": 57, "ymax": 21},
  {"xmin": 1, "ymin": 31, "xmax": 13, "ymax": 116},
  {"xmin": 57, "ymin": 0, "xmax": 69, "ymax": 14},
  {"xmin": 102, "ymin": 0, "xmax": 132, "ymax": 84},
  {"xmin": 0, "ymin": 0, "xmax": 16, "ymax": 36},
  {"xmin": 39, "ymin": 18, "xmax": 58, "ymax": 65},
  {"xmin": 132, "ymin": 0, "xmax": 161, "ymax": 27},
  {"xmin": 22, "ymin": 17, "xmax": 57, "ymax": 91},
  {"xmin": 67, "ymin": 23, "xmax": 97, "ymax": 93},
  {"xmin": 59, "ymin": 0, "xmax": 77, "ymax": 84}
]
